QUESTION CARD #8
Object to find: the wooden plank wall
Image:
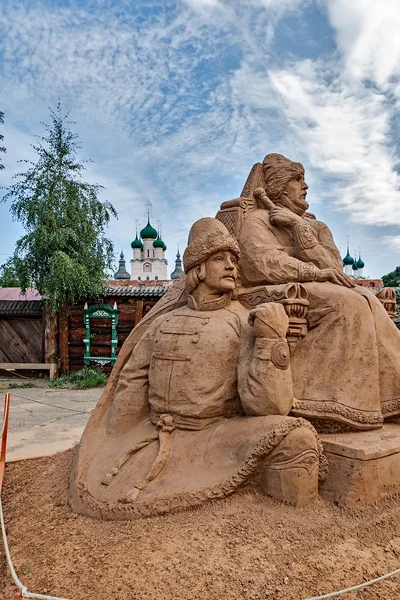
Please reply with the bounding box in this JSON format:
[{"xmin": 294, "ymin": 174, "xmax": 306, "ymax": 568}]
[
  {"xmin": 68, "ymin": 297, "xmax": 159, "ymax": 373},
  {"xmin": 0, "ymin": 317, "xmax": 44, "ymax": 363}
]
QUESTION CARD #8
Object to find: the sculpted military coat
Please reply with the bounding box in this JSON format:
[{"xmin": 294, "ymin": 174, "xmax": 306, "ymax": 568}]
[{"xmin": 70, "ymin": 295, "xmax": 323, "ymax": 519}]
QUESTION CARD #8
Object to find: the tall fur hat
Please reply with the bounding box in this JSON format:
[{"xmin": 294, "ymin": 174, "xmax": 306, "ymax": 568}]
[{"xmin": 183, "ymin": 218, "xmax": 240, "ymax": 273}]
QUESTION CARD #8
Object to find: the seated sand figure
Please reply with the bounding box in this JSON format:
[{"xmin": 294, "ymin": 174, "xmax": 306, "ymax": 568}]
[
  {"xmin": 70, "ymin": 218, "xmax": 326, "ymax": 519},
  {"xmin": 238, "ymin": 153, "xmax": 400, "ymax": 431}
]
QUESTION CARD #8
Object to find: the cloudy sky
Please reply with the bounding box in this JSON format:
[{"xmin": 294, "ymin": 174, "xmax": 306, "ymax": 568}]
[{"xmin": 1, "ymin": 0, "xmax": 400, "ymax": 278}]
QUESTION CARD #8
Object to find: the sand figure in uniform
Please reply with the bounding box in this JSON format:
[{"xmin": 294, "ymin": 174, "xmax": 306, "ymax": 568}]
[
  {"xmin": 239, "ymin": 153, "xmax": 400, "ymax": 431},
  {"xmin": 70, "ymin": 218, "xmax": 326, "ymax": 519}
]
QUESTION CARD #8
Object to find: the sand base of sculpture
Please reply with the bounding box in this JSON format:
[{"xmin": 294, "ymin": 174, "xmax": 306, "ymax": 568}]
[{"xmin": 319, "ymin": 422, "xmax": 400, "ymax": 507}]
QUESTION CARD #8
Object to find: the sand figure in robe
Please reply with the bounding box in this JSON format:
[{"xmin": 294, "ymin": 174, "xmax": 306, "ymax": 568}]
[{"xmin": 238, "ymin": 153, "xmax": 400, "ymax": 431}]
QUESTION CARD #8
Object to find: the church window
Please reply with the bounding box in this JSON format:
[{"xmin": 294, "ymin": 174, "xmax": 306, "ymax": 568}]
[
  {"xmin": 155, "ymin": 276, "xmax": 158, "ymax": 280},
  {"xmin": 147, "ymin": 249, "xmax": 150, "ymax": 257},
  {"xmin": 146, "ymin": 276, "xmax": 149, "ymax": 280},
  {"xmin": 144, "ymin": 263, "xmax": 152, "ymax": 273}
]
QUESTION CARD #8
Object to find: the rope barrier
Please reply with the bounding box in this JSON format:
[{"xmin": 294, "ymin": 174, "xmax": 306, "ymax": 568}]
[
  {"xmin": 3, "ymin": 392, "xmax": 400, "ymax": 599},
  {"xmin": 304, "ymin": 567, "xmax": 400, "ymax": 599},
  {"xmin": 1, "ymin": 394, "xmax": 72, "ymax": 600},
  {"xmin": 0, "ymin": 496, "xmax": 72, "ymax": 600},
  {"xmin": 9, "ymin": 392, "xmax": 92, "ymax": 414}
]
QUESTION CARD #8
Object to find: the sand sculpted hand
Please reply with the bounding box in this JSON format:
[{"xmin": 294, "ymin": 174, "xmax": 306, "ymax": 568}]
[
  {"xmin": 269, "ymin": 206, "xmax": 303, "ymax": 228},
  {"xmin": 248, "ymin": 302, "xmax": 289, "ymax": 338},
  {"xmin": 315, "ymin": 268, "xmax": 355, "ymax": 288}
]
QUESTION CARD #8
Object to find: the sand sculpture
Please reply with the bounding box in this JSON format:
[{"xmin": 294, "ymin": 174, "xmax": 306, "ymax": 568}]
[
  {"xmin": 235, "ymin": 154, "xmax": 400, "ymax": 431},
  {"xmin": 70, "ymin": 217, "xmax": 327, "ymax": 518},
  {"xmin": 70, "ymin": 152, "xmax": 400, "ymax": 518}
]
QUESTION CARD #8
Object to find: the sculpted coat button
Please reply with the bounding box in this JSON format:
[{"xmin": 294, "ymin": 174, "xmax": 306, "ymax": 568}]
[{"xmin": 271, "ymin": 340, "xmax": 290, "ymax": 369}]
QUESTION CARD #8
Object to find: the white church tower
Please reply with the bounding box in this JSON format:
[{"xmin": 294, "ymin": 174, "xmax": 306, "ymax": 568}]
[{"xmin": 130, "ymin": 203, "xmax": 168, "ymax": 281}]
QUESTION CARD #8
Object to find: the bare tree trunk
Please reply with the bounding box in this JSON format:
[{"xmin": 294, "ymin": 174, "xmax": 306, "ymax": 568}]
[
  {"xmin": 58, "ymin": 301, "xmax": 69, "ymax": 375},
  {"xmin": 44, "ymin": 301, "xmax": 59, "ymax": 377}
]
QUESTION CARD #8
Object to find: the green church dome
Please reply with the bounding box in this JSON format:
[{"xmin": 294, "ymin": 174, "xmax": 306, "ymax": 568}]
[
  {"xmin": 162, "ymin": 242, "xmax": 167, "ymax": 251},
  {"xmin": 131, "ymin": 234, "xmax": 143, "ymax": 250},
  {"xmin": 356, "ymin": 257, "xmax": 365, "ymax": 269},
  {"xmin": 153, "ymin": 236, "xmax": 165, "ymax": 249},
  {"xmin": 140, "ymin": 220, "xmax": 158, "ymax": 240},
  {"xmin": 342, "ymin": 249, "xmax": 354, "ymax": 266}
]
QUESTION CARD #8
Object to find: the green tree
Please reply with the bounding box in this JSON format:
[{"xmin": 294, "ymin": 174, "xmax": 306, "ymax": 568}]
[
  {"xmin": 0, "ymin": 257, "xmax": 21, "ymax": 287},
  {"xmin": 0, "ymin": 111, "xmax": 5, "ymax": 170},
  {"xmin": 1, "ymin": 103, "xmax": 117, "ymax": 310},
  {"xmin": 382, "ymin": 267, "xmax": 400, "ymax": 288}
]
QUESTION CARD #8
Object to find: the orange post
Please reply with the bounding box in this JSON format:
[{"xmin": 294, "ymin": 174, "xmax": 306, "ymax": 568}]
[{"xmin": 0, "ymin": 392, "xmax": 10, "ymax": 491}]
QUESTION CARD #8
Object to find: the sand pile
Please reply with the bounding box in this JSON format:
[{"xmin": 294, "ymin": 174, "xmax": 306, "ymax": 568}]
[{"xmin": 2, "ymin": 448, "xmax": 400, "ymax": 600}]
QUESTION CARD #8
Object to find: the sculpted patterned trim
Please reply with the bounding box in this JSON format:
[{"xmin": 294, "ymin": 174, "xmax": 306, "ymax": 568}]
[
  {"xmin": 75, "ymin": 418, "xmax": 327, "ymax": 520},
  {"xmin": 292, "ymin": 223, "xmax": 318, "ymax": 250},
  {"xmin": 381, "ymin": 397, "xmax": 400, "ymax": 416},
  {"xmin": 240, "ymin": 163, "xmax": 264, "ymax": 198},
  {"xmin": 215, "ymin": 210, "xmax": 237, "ymax": 237},
  {"xmin": 291, "ymin": 399, "xmax": 383, "ymax": 428},
  {"xmin": 237, "ymin": 282, "xmax": 309, "ymax": 309},
  {"xmin": 187, "ymin": 293, "xmax": 232, "ymax": 312},
  {"xmin": 267, "ymin": 449, "xmax": 320, "ymax": 476},
  {"xmin": 298, "ymin": 262, "xmax": 318, "ymax": 283}
]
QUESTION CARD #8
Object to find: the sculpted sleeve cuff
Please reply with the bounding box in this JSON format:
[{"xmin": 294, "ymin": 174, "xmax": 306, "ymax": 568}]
[
  {"xmin": 292, "ymin": 222, "xmax": 319, "ymax": 250},
  {"xmin": 298, "ymin": 262, "xmax": 318, "ymax": 282},
  {"xmin": 252, "ymin": 338, "xmax": 291, "ymax": 370}
]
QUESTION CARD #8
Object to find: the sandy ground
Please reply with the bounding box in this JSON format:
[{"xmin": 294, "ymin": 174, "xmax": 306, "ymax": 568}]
[
  {"xmin": 0, "ymin": 381, "xmax": 101, "ymax": 460},
  {"xmin": 2, "ymin": 448, "xmax": 400, "ymax": 600}
]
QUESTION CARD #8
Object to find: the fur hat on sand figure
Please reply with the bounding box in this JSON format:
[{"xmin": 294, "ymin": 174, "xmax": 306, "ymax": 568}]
[{"xmin": 183, "ymin": 217, "xmax": 240, "ymax": 273}]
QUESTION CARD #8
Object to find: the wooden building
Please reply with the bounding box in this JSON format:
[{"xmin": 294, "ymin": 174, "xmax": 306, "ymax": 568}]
[
  {"xmin": 0, "ymin": 288, "xmax": 44, "ymax": 364},
  {"xmin": 0, "ymin": 281, "xmax": 171, "ymax": 377},
  {"xmin": 62, "ymin": 280, "xmax": 171, "ymax": 374}
]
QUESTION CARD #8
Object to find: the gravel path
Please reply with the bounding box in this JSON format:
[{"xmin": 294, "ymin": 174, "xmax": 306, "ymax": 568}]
[{"xmin": 0, "ymin": 381, "xmax": 102, "ymax": 460}]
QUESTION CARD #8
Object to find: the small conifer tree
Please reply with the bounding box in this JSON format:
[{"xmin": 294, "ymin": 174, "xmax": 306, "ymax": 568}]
[{"xmin": 2, "ymin": 103, "xmax": 117, "ymax": 310}]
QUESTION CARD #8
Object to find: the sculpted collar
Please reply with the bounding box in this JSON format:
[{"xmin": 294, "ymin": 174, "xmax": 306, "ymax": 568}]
[{"xmin": 187, "ymin": 293, "xmax": 232, "ymax": 312}]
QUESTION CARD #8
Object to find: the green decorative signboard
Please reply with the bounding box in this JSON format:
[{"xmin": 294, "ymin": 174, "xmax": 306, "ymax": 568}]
[{"xmin": 83, "ymin": 302, "xmax": 119, "ymax": 367}]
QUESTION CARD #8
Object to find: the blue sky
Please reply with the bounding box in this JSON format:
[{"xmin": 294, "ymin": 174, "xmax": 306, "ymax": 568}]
[{"xmin": 1, "ymin": 0, "xmax": 400, "ymax": 278}]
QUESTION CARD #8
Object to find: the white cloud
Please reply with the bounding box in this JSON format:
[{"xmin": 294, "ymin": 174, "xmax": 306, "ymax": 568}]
[
  {"xmin": 382, "ymin": 235, "xmax": 400, "ymax": 253},
  {"xmin": 2, "ymin": 0, "xmax": 400, "ymax": 277},
  {"xmin": 258, "ymin": 54, "xmax": 400, "ymax": 226},
  {"xmin": 325, "ymin": 0, "xmax": 400, "ymax": 87}
]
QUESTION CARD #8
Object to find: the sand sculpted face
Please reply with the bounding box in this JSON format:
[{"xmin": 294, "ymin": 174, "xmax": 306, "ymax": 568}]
[
  {"xmin": 280, "ymin": 173, "xmax": 309, "ymax": 216},
  {"xmin": 197, "ymin": 250, "xmax": 238, "ymax": 295}
]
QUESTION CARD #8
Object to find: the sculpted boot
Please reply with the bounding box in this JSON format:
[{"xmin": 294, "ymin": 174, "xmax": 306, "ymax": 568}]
[{"xmin": 261, "ymin": 426, "xmax": 319, "ymax": 507}]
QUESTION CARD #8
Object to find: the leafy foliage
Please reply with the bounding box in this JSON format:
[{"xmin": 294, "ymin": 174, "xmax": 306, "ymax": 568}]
[
  {"xmin": 382, "ymin": 266, "xmax": 400, "ymax": 288},
  {"xmin": 0, "ymin": 257, "xmax": 22, "ymax": 287},
  {"xmin": 2, "ymin": 103, "xmax": 117, "ymax": 310},
  {"xmin": 49, "ymin": 366, "xmax": 108, "ymax": 389},
  {"xmin": 7, "ymin": 382, "xmax": 36, "ymax": 389},
  {"xmin": 0, "ymin": 110, "xmax": 5, "ymax": 170}
]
